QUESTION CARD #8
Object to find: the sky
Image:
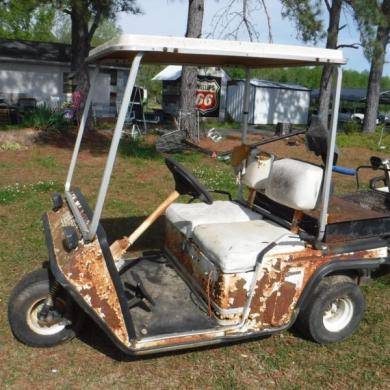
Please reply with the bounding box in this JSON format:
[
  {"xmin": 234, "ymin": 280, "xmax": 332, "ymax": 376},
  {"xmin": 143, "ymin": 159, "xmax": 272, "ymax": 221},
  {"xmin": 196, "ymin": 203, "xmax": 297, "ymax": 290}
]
[{"xmin": 118, "ymin": 0, "xmax": 390, "ymax": 77}]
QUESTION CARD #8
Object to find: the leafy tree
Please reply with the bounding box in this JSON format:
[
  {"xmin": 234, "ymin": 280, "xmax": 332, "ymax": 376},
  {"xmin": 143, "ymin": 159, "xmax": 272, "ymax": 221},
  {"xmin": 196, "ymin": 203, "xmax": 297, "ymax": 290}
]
[
  {"xmin": 281, "ymin": 0, "xmax": 347, "ymax": 128},
  {"xmin": 48, "ymin": 0, "xmax": 141, "ymax": 107},
  {"xmin": 0, "ymin": 0, "xmax": 56, "ymax": 41},
  {"xmin": 349, "ymin": 0, "xmax": 390, "ymax": 132},
  {"xmin": 92, "ymin": 18, "xmax": 122, "ymax": 46},
  {"xmin": 53, "ymin": 13, "xmax": 123, "ymax": 46},
  {"xmin": 281, "ymin": 0, "xmax": 324, "ymax": 42}
]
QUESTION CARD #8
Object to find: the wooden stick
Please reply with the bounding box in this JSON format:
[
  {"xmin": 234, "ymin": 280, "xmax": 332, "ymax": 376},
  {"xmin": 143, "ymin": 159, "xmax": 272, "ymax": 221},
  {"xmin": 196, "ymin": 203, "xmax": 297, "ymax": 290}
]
[
  {"xmin": 291, "ymin": 210, "xmax": 304, "ymax": 234},
  {"xmin": 110, "ymin": 190, "xmax": 180, "ymax": 261},
  {"xmin": 248, "ymin": 187, "xmax": 257, "ymax": 208}
]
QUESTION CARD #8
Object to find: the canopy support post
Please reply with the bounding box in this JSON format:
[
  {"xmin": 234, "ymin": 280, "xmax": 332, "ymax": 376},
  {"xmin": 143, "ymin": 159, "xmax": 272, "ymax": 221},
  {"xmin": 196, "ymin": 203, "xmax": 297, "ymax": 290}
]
[
  {"xmin": 88, "ymin": 52, "xmax": 143, "ymax": 241},
  {"xmin": 242, "ymin": 68, "xmax": 251, "ymax": 144},
  {"xmin": 318, "ymin": 66, "xmax": 342, "ymax": 241},
  {"xmin": 65, "ymin": 66, "xmax": 99, "ymax": 192}
]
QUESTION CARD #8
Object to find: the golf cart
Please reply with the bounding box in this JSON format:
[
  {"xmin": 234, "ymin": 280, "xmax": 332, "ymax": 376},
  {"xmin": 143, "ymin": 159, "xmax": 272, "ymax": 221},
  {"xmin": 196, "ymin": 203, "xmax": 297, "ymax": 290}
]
[{"xmin": 8, "ymin": 35, "xmax": 390, "ymax": 355}]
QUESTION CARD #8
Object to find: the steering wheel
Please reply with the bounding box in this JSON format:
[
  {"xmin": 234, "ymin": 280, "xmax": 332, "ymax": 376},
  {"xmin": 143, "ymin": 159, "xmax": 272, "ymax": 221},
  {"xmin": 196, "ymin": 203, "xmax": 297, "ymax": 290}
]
[{"xmin": 165, "ymin": 157, "xmax": 213, "ymax": 204}]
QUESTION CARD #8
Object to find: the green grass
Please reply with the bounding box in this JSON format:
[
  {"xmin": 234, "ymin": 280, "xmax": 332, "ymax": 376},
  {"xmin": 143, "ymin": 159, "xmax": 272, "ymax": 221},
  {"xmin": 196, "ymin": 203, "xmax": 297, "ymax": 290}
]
[
  {"xmin": 192, "ymin": 165, "xmax": 236, "ymax": 193},
  {"xmin": 0, "ymin": 181, "xmax": 61, "ymax": 204},
  {"xmin": 337, "ymin": 128, "xmax": 390, "ymax": 151},
  {"xmin": 0, "ymin": 140, "xmax": 388, "ymax": 389},
  {"xmin": 119, "ymin": 138, "xmax": 160, "ymax": 160},
  {"xmin": 33, "ymin": 156, "xmax": 58, "ymax": 169}
]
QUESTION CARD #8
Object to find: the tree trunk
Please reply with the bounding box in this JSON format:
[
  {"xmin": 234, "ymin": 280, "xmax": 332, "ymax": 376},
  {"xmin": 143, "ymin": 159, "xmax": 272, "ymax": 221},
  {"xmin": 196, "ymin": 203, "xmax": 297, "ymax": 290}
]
[
  {"xmin": 180, "ymin": 0, "xmax": 204, "ymax": 139},
  {"xmin": 363, "ymin": 0, "xmax": 390, "ymax": 133},
  {"xmin": 318, "ymin": 0, "xmax": 342, "ymax": 129},
  {"xmin": 70, "ymin": 0, "xmax": 91, "ymax": 117}
]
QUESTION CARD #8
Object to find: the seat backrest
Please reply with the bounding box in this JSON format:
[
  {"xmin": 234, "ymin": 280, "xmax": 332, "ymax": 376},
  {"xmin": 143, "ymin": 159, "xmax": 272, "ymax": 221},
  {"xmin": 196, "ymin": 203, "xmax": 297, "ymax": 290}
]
[
  {"xmin": 242, "ymin": 150, "xmax": 274, "ymax": 191},
  {"xmin": 265, "ymin": 158, "xmax": 323, "ymax": 210}
]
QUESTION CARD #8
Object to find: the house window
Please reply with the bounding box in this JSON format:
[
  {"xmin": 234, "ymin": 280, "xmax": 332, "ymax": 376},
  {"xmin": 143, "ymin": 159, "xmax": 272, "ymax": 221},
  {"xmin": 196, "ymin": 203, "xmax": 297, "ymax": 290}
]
[{"xmin": 110, "ymin": 70, "xmax": 117, "ymax": 86}]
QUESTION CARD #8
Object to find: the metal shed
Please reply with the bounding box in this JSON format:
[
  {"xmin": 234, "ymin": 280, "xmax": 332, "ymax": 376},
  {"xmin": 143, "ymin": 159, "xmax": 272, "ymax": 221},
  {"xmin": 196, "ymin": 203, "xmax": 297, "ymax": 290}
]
[
  {"xmin": 227, "ymin": 79, "xmax": 311, "ymax": 125},
  {"xmin": 152, "ymin": 65, "xmax": 230, "ymax": 121}
]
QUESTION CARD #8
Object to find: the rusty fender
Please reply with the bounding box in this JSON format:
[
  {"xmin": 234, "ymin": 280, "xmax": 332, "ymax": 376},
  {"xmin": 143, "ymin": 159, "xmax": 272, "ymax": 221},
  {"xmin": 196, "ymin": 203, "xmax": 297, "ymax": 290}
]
[
  {"xmin": 43, "ymin": 201, "xmax": 132, "ymax": 349},
  {"xmin": 246, "ymin": 245, "xmax": 387, "ymax": 331}
]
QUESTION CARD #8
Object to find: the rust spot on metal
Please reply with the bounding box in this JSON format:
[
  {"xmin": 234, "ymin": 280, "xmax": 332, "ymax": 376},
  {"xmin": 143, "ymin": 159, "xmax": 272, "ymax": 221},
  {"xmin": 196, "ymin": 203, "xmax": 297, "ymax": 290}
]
[
  {"xmin": 165, "ymin": 221, "xmax": 250, "ymax": 318},
  {"xmin": 272, "ymin": 281, "xmax": 296, "ymax": 325},
  {"xmin": 229, "ymin": 278, "xmax": 248, "ymax": 308},
  {"xmin": 261, "ymin": 290, "xmax": 277, "ymax": 325},
  {"xmin": 213, "ymin": 274, "xmax": 248, "ymax": 310},
  {"xmin": 139, "ymin": 332, "xmax": 218, "ymax": 349},
  {"xmin": 47, "ymin": 201, "xmax": 130, "ymax": 347}
]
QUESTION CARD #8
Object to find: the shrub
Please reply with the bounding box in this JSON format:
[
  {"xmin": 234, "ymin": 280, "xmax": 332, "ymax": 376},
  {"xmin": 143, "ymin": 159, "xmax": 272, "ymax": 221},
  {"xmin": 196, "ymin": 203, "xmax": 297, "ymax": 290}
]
[
  {"xmin": 341, "ymin": 121, "xmax": 362, "ymax": 134},
  {"xmin": 21, "ymin": 106, "xmax": 69, "ymax": 133}
]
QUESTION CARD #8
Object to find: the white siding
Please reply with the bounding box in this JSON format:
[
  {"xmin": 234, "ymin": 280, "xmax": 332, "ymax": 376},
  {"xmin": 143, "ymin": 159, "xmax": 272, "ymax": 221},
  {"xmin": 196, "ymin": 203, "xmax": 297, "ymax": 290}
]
[
  {"xmin": 93, "ymin": 72, "xmax": 110, "ymax": 104},
  {"xmin": 226, "ymin": 81, "xmax": 310, "ymax": 125},
  {"xmin": 253, "ymin": 87, "xmax": 309, "ymax": 125},
  {"xmin": 226, "ymin": 82, "xmax": 255, "ymax": 123},
  {"xmin": 0, "ymin": 62, "xmax": 66, "ymax": 104},
  {"xmin": 0, "ymin": 62, "xmax": 111, "ymax": 107}
]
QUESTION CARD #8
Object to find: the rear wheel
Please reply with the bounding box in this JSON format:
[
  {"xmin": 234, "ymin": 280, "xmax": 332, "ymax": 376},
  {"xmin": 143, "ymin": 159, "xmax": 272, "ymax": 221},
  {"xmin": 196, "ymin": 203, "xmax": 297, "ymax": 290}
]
[
  {"xmin": 8, "ymin": 268, "xmax": 83, "ymax": 347},
  {"xmin": 295, "ymin": 275, "xmax": 365, "ymax": 344}
]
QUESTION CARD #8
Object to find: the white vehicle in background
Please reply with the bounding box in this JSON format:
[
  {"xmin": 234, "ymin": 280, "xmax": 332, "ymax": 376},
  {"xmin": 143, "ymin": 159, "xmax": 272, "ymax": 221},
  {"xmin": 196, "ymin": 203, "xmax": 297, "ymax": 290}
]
[{"xmin": 338, "ymin": 108, "xmax": 380, "ymax": 125}]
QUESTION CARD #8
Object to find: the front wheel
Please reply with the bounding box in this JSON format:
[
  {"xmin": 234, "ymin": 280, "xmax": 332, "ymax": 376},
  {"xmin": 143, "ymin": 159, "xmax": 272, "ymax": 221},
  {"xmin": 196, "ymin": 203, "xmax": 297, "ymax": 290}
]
[
  {"xmin": 295, "ymin": 275, "xmax": 365, "ymax": 344},
  {"xmin": 8, "ymin": 268, "xmax": 83, "ymax": 347}
]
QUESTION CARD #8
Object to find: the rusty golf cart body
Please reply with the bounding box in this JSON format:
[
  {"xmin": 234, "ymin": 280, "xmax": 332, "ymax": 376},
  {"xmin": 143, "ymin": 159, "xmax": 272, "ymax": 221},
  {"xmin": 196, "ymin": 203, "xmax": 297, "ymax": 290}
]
[{"xmin": 8, "ymin": 35, "xmax": 390, "ymax": 355}]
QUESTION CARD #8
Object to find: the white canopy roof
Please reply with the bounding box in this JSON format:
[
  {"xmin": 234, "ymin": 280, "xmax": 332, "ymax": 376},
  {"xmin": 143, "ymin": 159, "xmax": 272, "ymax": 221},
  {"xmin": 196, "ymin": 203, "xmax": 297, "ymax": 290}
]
[
  {"xmin": 88, "ymin": 34, "xmax": 346, "ymax": 68},
  {"xmin": 152, "ymin": 65, "xmax": 230, "ymax": 81}
]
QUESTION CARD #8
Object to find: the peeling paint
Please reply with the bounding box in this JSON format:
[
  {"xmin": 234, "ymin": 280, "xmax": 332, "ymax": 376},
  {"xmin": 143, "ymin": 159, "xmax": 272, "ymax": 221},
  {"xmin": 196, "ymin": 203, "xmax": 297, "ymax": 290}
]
[
  {"xmin": 166, "ymin": 219, "xmax": 386, "ymax": 333},
  {"xmin": 47, "ymin": 198, "xmax": 131, "ymax": 347}
]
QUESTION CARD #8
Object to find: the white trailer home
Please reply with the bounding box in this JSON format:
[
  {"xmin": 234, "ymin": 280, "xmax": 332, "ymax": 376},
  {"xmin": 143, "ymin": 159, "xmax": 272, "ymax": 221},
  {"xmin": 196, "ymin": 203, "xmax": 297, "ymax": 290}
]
[
  {"xmin": 226, "ymin": 79, "xmax": 311, "ymax": 125},
  {"xmin": 0, "ymin": 39, "xmax": 129, "ymax": 117}
]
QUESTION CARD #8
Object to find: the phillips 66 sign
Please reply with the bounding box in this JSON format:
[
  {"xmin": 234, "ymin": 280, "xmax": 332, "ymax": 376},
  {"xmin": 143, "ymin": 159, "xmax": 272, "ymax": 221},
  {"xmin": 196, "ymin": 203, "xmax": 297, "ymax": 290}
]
[{"xmin": 195, "ymin": 77, "xmax": 221, "ymax": 117}]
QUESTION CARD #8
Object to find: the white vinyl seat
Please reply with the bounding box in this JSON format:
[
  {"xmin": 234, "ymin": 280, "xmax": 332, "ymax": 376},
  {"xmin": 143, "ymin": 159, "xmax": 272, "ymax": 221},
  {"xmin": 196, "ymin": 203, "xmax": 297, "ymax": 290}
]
[
  {"xmin": 167, "ymin": 158, "xmax": 321, "ymax": 273},
  {"xmin": 165, "ymin": 200, "xmax": 262, "ymax": 235},
  {"xmin": 192, "ymin": 220, "xmax": 304, "ymax": 273}
]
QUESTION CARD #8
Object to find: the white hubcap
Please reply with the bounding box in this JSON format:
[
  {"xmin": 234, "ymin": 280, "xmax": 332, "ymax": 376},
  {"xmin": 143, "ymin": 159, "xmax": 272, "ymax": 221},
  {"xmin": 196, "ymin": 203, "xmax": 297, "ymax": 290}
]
[
  {"xmin": 323, "ymin": 297, "xmax": 354, "ymax": 333},
  {"xmin": 26, "ymin": 299, "xmax": 67, "ymax": 336}
]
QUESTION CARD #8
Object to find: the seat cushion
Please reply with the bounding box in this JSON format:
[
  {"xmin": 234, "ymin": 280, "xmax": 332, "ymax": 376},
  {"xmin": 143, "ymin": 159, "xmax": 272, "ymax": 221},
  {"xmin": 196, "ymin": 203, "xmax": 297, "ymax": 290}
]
[
  {"xmin": 192, "ymin": 220, "xmax": 304, "ymax": 273},
  {"xmin": 165, "ymin": 200, "xmax": 262, "ymax": 235}
]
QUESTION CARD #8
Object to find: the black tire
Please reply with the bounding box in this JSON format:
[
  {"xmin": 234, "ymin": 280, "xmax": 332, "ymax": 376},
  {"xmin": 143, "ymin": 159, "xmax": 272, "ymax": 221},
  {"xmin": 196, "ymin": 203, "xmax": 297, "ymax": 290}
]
[
  {"xmin": 295, "ymin": 275, "xmax": 365, "ymax": 344},
  {"xmin": 8, "ymin": 268, "xmax": 83, "ymax": 347}
]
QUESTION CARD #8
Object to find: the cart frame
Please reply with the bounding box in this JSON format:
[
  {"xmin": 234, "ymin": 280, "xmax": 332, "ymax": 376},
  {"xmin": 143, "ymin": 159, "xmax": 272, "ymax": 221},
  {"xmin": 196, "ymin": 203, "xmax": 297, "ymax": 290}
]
[{"xmin": 64, "ymin": 34, "xmax": 345, "ymax": 243}]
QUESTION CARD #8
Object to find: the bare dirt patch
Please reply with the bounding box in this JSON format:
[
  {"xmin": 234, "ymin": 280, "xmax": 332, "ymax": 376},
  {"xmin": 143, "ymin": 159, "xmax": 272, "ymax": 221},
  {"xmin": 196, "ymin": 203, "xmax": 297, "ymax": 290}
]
[
  {"xmin": 187, "ymin": 133, "xmax": 264, "ymax": 154},
  {"xmin": 0, "ymin": 128, "xmax": 41, "ymax": 149}
]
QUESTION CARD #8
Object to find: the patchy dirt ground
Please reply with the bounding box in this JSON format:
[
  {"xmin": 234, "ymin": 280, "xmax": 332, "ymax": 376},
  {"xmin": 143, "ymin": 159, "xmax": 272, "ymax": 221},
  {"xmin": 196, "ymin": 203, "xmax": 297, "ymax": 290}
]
[
  {"xmin": 0, "ymin": 131, "xmax": 389, "ymax": 389},
  {"xmin": 187, "ymin": 133, "xmax": 264, "ymax": 153}
]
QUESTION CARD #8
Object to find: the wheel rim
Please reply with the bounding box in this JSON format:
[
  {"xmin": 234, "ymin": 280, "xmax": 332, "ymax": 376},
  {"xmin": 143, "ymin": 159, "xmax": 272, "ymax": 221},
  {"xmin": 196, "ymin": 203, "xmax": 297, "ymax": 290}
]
[
  {"xmin": 323, "ymin": 297, "xmax": 354, "ymax": 333},
  {"xmin": 26, "ymin": 299, "xmax": 68, "ymax": 336}
]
